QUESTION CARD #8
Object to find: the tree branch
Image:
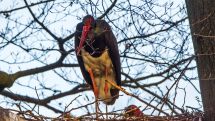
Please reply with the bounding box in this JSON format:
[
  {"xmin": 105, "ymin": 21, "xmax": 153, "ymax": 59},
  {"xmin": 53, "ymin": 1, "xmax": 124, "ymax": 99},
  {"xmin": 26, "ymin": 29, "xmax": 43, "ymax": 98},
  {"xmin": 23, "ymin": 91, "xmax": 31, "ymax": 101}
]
[
  {"xmin": 23, "ymin": 0, "xmax": 59, "ymax": 41},
  {"xmin": 0, "ymin": 0, "xmax": 55, "ymax": 14},
  {"xmin": 97, "ymin": 0, "xmax": 117, "ymax": 19}
]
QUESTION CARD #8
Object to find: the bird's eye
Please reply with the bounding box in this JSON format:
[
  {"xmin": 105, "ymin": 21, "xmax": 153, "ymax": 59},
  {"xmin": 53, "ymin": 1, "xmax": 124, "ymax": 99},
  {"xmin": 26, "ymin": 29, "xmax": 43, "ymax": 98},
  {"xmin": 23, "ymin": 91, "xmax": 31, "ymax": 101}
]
[{"xmin": 89, "ymin": 22, "xmax": 95, "ymax": 28}]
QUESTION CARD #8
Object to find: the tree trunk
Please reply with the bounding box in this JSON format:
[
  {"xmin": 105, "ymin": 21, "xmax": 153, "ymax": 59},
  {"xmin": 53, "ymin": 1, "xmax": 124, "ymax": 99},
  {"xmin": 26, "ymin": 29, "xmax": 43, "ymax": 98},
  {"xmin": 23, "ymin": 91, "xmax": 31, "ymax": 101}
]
[
  {"xmin": 185, "ymin": 0, "xmax": 215, "ymax": 120},
  {"xmin": 0, "ymin": 107, "xmax": 26, "ymax": 121}
]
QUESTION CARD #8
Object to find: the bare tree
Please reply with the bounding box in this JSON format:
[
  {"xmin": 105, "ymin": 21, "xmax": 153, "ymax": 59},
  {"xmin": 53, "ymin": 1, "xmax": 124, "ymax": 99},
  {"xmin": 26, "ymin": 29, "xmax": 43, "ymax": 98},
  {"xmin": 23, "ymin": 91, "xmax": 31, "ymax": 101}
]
[{"xmin": 0, "ymin": 0, "xmax": 202, "ymax": 120}]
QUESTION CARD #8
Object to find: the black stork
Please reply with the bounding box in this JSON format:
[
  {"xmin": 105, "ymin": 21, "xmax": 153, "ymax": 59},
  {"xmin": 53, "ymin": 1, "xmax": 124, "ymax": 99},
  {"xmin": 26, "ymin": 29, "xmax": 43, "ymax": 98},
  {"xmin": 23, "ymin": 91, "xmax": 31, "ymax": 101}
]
[{"xmin": 75, "ymin": 15, "xmax": 121, "ymax": 107}]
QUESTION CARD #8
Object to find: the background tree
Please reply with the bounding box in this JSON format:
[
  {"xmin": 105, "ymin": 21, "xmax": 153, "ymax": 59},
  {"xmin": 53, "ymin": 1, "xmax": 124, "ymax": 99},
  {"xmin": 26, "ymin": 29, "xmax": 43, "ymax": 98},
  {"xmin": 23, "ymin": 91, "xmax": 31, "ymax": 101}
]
[
  {"xmin": 186, "ymin": 0, "xmax": 215, "ymax": 120},
  {"xmin": 0, "ymin": 0, "xmax": 202, "ymax": 120}
]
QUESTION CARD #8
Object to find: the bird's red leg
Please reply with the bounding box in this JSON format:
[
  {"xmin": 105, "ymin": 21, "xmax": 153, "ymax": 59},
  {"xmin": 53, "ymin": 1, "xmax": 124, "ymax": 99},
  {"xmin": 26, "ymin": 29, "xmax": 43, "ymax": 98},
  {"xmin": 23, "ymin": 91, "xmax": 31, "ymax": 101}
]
[
  {"xmin": 104, "ymin": 67, "xmax": 109, "ymax": 119},
  {"xmin": 104, "ymin": 67, "xmax": 109, "ymax": 96},
  {"xmin": 88, "ymin": 68, "xmax": 99, "ymax": 119},
  {"xmin": 88, "ymin": 68, "xmax": 98, "ymax": 97}
]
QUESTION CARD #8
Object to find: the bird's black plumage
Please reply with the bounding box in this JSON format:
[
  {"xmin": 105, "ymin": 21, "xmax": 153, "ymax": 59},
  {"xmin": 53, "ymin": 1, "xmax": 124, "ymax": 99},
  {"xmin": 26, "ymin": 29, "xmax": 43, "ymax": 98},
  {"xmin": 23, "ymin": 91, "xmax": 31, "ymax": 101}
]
[{"xmin": 75, "ymin": 15, "xmax": 121, "ymax": 104}]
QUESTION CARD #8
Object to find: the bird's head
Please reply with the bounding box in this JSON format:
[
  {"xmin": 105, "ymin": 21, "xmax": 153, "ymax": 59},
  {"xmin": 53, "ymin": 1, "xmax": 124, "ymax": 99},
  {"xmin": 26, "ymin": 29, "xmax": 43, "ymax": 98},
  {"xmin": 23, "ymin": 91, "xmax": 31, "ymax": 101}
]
[
  {"xmin": 77, "ymin": 15, "xmax": 95, "ymax": 54},
  {"xmin": 125, "ymin": 105, "xmax": 143, "ymax": 117}
]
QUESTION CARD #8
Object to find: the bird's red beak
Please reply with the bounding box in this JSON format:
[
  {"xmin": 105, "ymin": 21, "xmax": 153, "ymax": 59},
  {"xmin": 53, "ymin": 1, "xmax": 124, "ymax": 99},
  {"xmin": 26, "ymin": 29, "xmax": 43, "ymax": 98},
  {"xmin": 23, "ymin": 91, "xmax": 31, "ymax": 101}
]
[{"xmin": 76, "ymin": 25, "xmax": 91, "ymax": 55}]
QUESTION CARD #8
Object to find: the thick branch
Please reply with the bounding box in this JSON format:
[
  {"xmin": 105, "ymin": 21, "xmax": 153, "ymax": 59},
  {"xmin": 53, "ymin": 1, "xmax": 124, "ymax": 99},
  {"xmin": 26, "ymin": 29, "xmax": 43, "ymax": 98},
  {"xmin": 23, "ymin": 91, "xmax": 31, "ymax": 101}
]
[{"xmin": 0, "ymin": 84, "xmax": 90, "ymax": 113}]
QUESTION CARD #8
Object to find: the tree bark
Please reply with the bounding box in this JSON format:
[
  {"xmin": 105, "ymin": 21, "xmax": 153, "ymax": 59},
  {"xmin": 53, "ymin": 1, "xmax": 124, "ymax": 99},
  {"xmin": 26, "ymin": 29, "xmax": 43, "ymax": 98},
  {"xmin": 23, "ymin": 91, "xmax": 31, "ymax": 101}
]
[
  {"xmin": 0, "ymin": 107, "xmax": 26, "ymax": 121},
  {"xmin": 185, "ymin": 0, "xmax": 215, "ymax": 120}
]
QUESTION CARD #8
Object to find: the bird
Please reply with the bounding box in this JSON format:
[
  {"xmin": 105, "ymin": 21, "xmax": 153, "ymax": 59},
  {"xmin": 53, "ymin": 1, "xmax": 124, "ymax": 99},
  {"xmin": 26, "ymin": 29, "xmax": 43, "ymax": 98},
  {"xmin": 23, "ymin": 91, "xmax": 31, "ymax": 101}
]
[
  {"xmin": 74, "ymin": 15, "xmax": 121, "ymax": 106},
  {"xmin": 125, "ymin": 105, "xmax": 143, "ymax": 117}
]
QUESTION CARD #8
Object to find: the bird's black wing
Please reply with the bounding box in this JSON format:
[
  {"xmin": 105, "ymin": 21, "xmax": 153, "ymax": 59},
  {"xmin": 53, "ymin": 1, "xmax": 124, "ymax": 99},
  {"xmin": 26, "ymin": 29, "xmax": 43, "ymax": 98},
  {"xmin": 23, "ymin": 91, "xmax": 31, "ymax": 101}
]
[
  {"xmin": 96, "ymin": 20, "xmax": 121, "ymax": 86},
  {"xmin": 75, "ymin": 22, "xmax": 93, "ymax": 86}
]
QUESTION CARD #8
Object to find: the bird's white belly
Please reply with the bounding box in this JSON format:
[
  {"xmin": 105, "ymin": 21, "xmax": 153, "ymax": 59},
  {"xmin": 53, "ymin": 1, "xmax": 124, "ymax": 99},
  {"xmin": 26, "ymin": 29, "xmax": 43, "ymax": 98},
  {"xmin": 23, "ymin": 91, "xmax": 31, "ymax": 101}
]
[{"xmin": 81, "ymin": 48, "xmax": 116, "ymax": 102}]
